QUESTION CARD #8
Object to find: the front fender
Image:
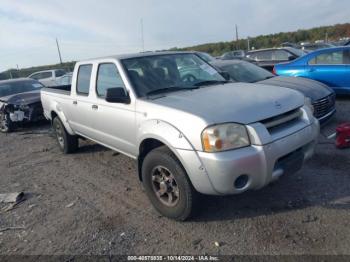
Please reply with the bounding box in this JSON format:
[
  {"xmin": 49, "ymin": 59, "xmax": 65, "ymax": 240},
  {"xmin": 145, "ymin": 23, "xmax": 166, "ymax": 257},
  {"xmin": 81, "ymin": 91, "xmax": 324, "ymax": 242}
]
[
  {"xmin": 137, "ymin": 119, "xmax": 217, "ymax": 195},
  {"xmin": 138, "ymin": 119, "xmax": 194, "ymax": 150}
]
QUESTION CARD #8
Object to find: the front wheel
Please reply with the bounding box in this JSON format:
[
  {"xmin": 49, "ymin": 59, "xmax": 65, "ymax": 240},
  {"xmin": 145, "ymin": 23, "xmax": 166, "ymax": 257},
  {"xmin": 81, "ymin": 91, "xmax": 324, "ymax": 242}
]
[
  {"xmin": 142, "ymin": 146, "xmax": 198, "ymax": 221},
  {"xmin": 0, "ymin": 113, "xmax": 13, "ymax": 133},
  {"xmin": 52, "ymin": 117, "xmax": 78, "ymax": 154}
]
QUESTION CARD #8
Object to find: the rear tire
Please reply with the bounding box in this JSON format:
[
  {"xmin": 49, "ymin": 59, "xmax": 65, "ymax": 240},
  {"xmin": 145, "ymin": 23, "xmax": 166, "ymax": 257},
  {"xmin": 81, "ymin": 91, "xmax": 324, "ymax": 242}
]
[
  {"xmin": 142, "ymin": 146, "xmax": 198, "ymax": 221},
  {"xmin": 52, "ymin": 117, "xmax": 78, "ymax": 154}
]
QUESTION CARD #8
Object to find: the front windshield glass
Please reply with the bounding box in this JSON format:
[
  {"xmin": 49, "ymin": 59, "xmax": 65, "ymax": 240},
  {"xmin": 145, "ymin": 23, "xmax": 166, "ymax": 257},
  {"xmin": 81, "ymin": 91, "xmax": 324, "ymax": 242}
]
[
  {"xmin": 122, "ymin": 53, "xmax": 225, "ymax": 97},
  {"xmin": 219, "ymin": 61, "xmax": 274, "ymax": 83},
  {"xmin": 0, "ymin": 80, "xmax": 43, "ymax": 97}
]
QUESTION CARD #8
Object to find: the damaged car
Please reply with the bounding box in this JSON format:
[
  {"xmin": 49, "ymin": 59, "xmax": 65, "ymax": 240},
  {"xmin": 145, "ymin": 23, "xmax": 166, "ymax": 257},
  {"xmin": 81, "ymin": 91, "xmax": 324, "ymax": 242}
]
[{"xmin": 0, "ymin": 78, "xmax": 45, "ymax": 133}]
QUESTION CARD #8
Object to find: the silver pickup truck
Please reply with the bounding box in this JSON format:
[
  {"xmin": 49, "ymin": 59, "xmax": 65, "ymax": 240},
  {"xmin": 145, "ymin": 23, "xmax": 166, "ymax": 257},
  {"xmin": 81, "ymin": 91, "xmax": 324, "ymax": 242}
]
[{"xmin": 41, "ymin": 51, "xmax": 319, "ymax": 220}]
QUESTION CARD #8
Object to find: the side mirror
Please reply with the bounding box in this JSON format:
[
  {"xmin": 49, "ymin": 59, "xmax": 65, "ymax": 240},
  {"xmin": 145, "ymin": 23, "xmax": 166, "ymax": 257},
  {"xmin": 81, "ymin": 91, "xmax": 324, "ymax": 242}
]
[
  {"xmin": 220, "ymin": 71, "xmax": 231, "ymax": 81},
  {"xmin": 105, "ymin": 87, "xmax": 130, "ymax": 104}
]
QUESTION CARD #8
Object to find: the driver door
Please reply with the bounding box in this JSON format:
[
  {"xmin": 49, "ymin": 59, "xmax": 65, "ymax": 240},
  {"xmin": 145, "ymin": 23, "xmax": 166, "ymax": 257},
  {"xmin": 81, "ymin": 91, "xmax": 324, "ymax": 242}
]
[{"xmin": 89, "ymin": 62, "xmax": 137, "ymax": 156}]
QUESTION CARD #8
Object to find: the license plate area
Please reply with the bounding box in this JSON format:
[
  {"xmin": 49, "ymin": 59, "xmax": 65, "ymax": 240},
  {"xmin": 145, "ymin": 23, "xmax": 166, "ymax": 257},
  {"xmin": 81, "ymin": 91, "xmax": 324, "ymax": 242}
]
[{"xmin": 275, "ymin": 148, "xmax": 304, "ymax": 176}]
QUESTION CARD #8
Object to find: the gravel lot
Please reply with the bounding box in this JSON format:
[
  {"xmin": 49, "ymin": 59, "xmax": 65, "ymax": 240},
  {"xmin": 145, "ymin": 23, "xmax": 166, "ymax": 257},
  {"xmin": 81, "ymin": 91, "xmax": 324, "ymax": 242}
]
[{"xmin": 0, "ymin": 98, "xmax": 349, "ymax": 256}]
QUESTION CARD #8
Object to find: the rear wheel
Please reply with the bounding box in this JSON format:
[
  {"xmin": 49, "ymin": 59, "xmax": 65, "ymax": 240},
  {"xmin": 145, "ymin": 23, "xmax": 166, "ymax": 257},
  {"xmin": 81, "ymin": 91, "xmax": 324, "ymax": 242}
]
[
  {"xmin": 0, "ymin": 113, "xmax": 13, "ymax": 133},
  {"xmin": 142, "ymin": 146, "xmax": 198, "ymax": 221},
  {"xmin": 53, "ymin": 117, "xmax": 78, "ymax": 154}
]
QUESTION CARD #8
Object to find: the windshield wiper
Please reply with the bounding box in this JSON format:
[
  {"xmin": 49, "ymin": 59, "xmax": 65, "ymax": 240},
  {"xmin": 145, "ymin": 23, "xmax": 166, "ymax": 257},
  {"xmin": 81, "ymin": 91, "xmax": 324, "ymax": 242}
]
[
  {"xmin": 146, "ymin": 86, "xmax": 198, "ymax": 96},
  {"xmin": 193, "ymin": 80, "xmax": 230, "ymax": 87}
]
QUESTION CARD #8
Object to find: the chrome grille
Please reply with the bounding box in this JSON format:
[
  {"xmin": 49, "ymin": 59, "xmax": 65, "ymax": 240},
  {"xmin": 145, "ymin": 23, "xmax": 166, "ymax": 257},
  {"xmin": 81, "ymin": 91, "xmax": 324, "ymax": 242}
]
[
  {"xmin": 313, "ymin": 93, "xmax": 336, "ymax": 119},
  {"xmin": 261, "ymin": 108, "xmax": 302, "ymax": 131}
]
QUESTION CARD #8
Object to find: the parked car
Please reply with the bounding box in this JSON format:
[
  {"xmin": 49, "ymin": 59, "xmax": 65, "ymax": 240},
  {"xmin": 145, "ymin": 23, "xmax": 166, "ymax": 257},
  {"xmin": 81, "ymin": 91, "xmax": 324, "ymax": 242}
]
[
  {"xmin": 281, "ymin": 42, "xmax": 300, "ymax": 49},
  {"xmin": 195, "ymin": 52, "xmax": 216, "ymax": 63},
  {"xmin": 220, "ymin": 50, "xmax": 246, "ymax": 60},
  {"xmin": 211, "ymin": 59, "xmax": 336, "ymax": 124},
  {"xmin": 274, "ymin": 46, "xmax": 350, "ymax": 95},
  {"xmin": 28, "ymin": 69, "xmax": 67, "ymax": 87},
  {"xmin": 41, "ymin": 51, "xmax": 319, "ymax": 220},
  {"xmin": 0, "ymin": 78, "xmax": 45, "ymax": 132},
  {"xmin": 58, "ymin": 73, "xmax": 73, "ymax": 86},
  {"xmin": 300, "ymin": 42, "xmax": 335, "ymax": 53},
  {"xmin": 345, "ymin": 40, "xmax": 350, "ymax": 46},
  {"xmin": 246, "ymin": 47, "xmax": 306, "ymax": 72}
]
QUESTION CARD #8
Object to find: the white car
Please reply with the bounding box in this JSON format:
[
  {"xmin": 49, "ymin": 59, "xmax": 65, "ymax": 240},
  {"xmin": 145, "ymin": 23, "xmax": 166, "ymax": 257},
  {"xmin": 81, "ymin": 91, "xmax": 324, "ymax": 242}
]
[{"xmin": 28, "ymin": 69, "xmax": 66, "ymax": 87}]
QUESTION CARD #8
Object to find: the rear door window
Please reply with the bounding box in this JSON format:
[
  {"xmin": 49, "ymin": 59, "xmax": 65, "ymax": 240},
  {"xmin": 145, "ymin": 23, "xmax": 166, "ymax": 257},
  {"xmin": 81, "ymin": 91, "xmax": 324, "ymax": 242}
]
[
  {"xmin": 76, "ymin": 64, "xmax": 93, "ymax": 95},
  {"xmin": 96, "ymin": 63, "xmax": 125, "ymax": 97},
  {"xmin": 249, "ymin": 51, "xmax": 273, "ymax": 61},
  {"xmin": 273, "ymin": 50, "xmax": 290, "ymax": 60},
  {"xmin": 309, "ymin": 51, "xmax": 345, "ymax": 65}
]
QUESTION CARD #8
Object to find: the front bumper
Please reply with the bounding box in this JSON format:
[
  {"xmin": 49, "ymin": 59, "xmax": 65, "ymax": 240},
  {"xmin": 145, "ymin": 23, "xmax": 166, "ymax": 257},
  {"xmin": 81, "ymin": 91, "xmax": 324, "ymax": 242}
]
[{"xmin": 191, "ymin": 120, "xmax": 319, "ymax": 195}]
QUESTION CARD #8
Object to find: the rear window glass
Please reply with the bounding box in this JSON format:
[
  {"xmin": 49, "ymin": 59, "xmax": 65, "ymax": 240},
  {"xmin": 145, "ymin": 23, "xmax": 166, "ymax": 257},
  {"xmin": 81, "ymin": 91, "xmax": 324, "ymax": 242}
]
[{"xmin": 77, "ymin": 65, "xmax": 92, "ymax": 95}]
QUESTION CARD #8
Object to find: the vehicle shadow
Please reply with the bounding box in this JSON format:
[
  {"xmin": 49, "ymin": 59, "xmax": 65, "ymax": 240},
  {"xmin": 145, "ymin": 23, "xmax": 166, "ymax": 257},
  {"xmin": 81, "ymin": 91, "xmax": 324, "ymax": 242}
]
[
  {"xmin": 12, "ymin": 120, "xmax": 52, "ymax": 135},
  {"xmin": 76, "ymin": 143, "xmax": 110, "ymax": 154},
  {"xmin": 193, "ymin": 156, "xmax": 350, "ymax": 222}
]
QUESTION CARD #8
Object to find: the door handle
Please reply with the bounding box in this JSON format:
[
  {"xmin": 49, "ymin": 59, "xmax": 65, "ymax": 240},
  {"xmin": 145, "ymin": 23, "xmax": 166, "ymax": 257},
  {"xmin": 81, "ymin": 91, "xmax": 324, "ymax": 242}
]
[
  {"xmin": 92, "ymin": 105, "xmax": 98, "ymax": 110},
  {"xmin": 308, "ymin": 68, "xmax": 316, "ymax": 72},
  {"xmin": 73, "ymin": 101, "xmax": 78, "ymax": 105}
]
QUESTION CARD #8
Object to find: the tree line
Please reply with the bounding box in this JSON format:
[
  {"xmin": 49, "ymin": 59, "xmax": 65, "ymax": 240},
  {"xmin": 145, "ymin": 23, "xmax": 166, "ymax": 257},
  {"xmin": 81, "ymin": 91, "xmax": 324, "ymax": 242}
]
[
  {"xmin": 170, "ymin": 23, "xmax": 350, "ymax": 56},
  {"xmin": 1, "ymin": 23, "xmax": 349, "ymax": 80}
]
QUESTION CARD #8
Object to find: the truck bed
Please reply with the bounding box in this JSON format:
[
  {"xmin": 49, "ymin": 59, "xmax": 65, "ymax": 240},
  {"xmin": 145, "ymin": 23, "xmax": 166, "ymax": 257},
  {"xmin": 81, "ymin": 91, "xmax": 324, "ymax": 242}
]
[{"xmin": 41, "ymin": 84, "xmax": 71, "ymax": 95}]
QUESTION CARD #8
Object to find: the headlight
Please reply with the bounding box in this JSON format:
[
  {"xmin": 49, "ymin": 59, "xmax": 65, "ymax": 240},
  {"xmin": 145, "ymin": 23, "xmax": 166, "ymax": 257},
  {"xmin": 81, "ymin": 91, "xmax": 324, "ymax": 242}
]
[
  {"xmin": 201, "ymin": 123, "xmax": 250, "ymax": 152},
  {"xmin": 304, "ymin": 97, "xmax": 314, "ymax": 114}
]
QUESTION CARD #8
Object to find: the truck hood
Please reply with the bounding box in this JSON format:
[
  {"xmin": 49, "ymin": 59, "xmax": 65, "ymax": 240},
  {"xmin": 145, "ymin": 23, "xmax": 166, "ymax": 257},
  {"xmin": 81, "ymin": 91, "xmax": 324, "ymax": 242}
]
[
  {"xmin": 258, "ymin": 76, "xmax": 334, "ymax": 102},
  {"xmin": 0, "ymin": 90, "xmax": 41, "ymax": 105},
  {"xmin": 150, "ymin": 82, "xmax": 304, "ymax": 125}
]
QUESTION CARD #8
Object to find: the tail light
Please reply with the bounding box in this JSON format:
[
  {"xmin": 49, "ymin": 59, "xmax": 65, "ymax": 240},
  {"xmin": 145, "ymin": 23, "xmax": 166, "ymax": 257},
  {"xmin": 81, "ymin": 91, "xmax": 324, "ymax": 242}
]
[{"xmin": 272, "ymin": 66, "xmax": 277, "ymax": 75}]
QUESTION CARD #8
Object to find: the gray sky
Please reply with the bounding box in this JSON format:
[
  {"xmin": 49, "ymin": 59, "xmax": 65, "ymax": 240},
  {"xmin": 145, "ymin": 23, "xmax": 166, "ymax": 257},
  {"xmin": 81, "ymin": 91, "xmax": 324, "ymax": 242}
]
[{"xmin": 0, "ymin": 0, "xmax": 349, "ymax": 71}]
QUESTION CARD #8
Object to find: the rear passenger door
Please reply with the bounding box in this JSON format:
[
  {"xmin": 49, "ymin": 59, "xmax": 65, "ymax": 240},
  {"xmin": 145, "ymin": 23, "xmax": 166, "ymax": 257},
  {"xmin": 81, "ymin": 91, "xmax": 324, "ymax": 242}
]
[
  {"xmin": 307, "ymin": 50, "xmax": 350, "ymax": 93},
  {"xmin": 90, "ymin": 62, "xmax": 137, "ymax": 156},
  {"xmin": 67, "ymin": 64, "xmax": 96, "ymax": 138}
]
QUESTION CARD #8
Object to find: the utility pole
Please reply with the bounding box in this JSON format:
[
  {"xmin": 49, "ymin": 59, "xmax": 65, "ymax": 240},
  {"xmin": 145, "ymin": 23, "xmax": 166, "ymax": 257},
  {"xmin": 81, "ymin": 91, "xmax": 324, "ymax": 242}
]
[
  {"xmin": 247, "ymin": 37, "xmax": 250, "ymax": 51},
  {"xmin": 141, "ymin": 19, "xmax": 145, "ymax": 52},
  {"xmin": 325, "ymin": 32, "xmax": 328, "ymax": 43},
  {"xmin": 56, "ymin": 38, "xmax": 63, "ymax": 64},
  {"xmin": 235, "ymin": 24, "xmax": 239, "ymax": 49}
]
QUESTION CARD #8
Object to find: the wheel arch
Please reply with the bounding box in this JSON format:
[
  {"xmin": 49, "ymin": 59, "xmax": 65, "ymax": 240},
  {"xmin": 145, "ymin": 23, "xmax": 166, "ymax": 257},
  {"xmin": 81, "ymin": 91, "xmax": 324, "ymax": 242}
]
[{"xmin": 50, "ymin": 108, "xmax": 75, "ymax": 135}]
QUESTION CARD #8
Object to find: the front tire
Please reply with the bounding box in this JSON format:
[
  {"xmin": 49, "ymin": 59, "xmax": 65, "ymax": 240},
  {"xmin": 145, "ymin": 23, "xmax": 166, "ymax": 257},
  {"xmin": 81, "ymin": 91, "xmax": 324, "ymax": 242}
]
[
  {"xmin": 52, "ymin": 117, "xmax": 78, "ymax": 154},
  {"xmin": 0, "ymin": 113, "xmax": 13, "ymax": 133},
  {"xmin": 142, "ymin": 146, "xmax": 198, "ymax": 221}
]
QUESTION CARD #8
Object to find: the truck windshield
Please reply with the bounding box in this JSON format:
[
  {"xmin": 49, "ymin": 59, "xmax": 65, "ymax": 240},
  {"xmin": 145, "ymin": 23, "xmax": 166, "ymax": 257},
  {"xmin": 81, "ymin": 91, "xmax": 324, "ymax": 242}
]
[
  {"xmin": 122, "ymin": 53, "xmax": 226, "ymax": 97},
  {"xmin": 0, "ymin": 80, "xmax": 43, "ymax": 97}
]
